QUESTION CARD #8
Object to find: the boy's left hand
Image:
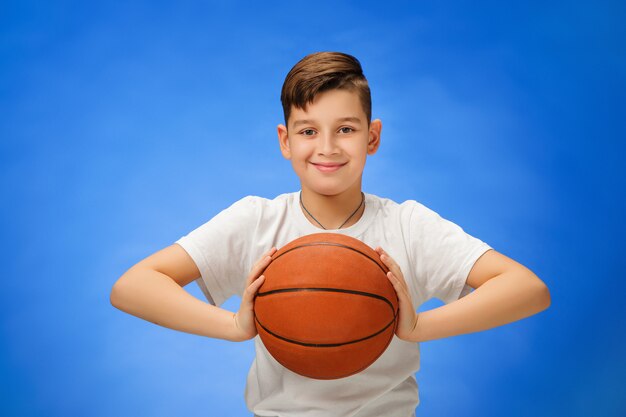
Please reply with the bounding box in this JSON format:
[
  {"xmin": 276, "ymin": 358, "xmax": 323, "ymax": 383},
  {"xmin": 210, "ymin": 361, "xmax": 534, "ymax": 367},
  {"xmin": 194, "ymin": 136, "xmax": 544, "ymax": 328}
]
[{"xmin": 375, "ymin": 247, "xmax": 419, "ymax": 342}]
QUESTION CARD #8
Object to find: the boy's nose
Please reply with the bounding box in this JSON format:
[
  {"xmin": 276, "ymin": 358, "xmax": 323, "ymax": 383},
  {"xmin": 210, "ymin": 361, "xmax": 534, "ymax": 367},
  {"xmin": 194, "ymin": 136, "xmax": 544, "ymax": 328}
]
[{"xmin": 317, "ymin": 133, "xmax": 339, "ymax": 155}]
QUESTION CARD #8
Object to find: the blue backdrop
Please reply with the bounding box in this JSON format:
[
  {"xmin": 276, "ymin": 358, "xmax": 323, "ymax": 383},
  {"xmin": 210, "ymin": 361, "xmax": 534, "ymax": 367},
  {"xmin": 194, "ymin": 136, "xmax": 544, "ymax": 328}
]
[{"xmin": 1, "ymin": 1, "xmax": 624, "ymax": 416}]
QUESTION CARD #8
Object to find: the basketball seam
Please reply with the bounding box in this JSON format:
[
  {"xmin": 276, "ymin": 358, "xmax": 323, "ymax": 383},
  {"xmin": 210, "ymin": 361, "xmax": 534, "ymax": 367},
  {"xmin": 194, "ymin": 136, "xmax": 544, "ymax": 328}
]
[
  {"xmin": 255, "ymin": 314, "xmax": 397, "ymax": 348},
  {"xmin": 256, "ymin": 287, "xmax": 394, "ymax": 308},
  {"xmin": 270, "ymin": 242, "xmax": 387, "ymax": 274},
  {"xmin": 255, "ymin": 289, "xmax": 398, "ymax": 347}
]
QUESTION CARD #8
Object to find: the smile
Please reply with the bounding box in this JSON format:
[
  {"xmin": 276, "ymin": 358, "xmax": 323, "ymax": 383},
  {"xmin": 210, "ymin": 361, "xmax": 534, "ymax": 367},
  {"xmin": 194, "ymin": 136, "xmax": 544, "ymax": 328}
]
[{"xmin": 311, "ymin": 162, "xmax": 346, "ymax": 173}]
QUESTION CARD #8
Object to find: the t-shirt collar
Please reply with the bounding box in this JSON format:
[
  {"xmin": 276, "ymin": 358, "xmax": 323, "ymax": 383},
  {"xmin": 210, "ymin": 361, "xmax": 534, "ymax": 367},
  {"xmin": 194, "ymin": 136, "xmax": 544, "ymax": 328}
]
[{"xmin": 291, "ymin": 190, "xmax": 377, "ymax": 237}]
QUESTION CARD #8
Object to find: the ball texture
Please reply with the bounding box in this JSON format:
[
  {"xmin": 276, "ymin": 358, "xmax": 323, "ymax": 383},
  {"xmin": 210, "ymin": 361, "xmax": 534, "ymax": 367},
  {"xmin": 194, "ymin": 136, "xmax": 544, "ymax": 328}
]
[{"xmin": 253, "ymin": 233, "xmax": 398, "ymax": 380}]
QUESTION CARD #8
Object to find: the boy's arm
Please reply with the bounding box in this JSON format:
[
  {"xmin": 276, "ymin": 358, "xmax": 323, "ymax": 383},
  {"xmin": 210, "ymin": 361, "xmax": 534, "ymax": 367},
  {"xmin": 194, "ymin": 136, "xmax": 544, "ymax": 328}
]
[
  {"xmin": 110, "ymin": 244, "xmax": 275, "ymax": 342},
  {"xmin": 377, "ymin": 247, "xmax": 551, "ymax": 343}
]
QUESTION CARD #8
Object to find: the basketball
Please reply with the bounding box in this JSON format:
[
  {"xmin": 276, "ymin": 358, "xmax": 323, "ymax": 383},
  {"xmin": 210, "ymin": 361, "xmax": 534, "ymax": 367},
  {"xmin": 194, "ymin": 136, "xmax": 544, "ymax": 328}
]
[{"xmin": 253, "ymin": 233, "xmax": 398, "ymax": 380}]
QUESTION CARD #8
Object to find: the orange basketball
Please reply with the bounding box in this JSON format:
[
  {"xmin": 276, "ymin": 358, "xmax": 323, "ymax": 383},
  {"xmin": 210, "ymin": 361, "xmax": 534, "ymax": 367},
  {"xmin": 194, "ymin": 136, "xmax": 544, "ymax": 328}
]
[{"xmin": 253, "ymin": 233, "xmax": 398, "ymax": 380}]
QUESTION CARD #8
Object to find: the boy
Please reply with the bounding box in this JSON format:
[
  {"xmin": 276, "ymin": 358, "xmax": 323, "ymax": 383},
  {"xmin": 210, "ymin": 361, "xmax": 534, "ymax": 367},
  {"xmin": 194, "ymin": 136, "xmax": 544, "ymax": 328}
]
[{"xmin": 110, "ymin": 52, "xmax": 551, "ymax": 416}]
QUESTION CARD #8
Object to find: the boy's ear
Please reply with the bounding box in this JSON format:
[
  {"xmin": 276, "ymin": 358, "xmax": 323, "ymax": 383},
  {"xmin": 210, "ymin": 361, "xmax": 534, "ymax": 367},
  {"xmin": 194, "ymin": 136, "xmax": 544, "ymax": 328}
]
[
  {"xmin": 367, "ymin": 119, "xmax": 382, "ymax": 155},
  {"xmin": 277, "ymin": 124, "xmax": 291, "ymax": 160}
]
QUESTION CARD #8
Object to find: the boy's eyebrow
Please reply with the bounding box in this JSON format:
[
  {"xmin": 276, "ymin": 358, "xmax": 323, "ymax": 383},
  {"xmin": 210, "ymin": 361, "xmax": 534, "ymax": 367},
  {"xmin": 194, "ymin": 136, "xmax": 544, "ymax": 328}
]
[
  {"xmin": 335, "ymin": 117, "xmax": 363, "ymax": 125},
  {"xmin": 291, "ymin": 117, "xmax": 363, "ymax": 128}
]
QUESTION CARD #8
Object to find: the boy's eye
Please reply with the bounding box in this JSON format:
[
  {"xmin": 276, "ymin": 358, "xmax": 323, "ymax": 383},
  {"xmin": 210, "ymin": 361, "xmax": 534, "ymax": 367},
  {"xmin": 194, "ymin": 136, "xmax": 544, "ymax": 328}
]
[
  {"xmin": 301, "ymin": 129, "xmax": 316, "ymax": 136},
  {"xmin": 339, "ymin": 127, "xmax": 354, "ymax": 134}
]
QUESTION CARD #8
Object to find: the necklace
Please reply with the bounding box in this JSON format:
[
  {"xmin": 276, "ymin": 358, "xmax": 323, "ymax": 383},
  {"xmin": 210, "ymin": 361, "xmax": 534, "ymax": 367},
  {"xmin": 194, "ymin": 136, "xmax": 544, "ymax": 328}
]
[{"xmin": 299, "ymin": 191, "xmax": 365, "ymax": 230}]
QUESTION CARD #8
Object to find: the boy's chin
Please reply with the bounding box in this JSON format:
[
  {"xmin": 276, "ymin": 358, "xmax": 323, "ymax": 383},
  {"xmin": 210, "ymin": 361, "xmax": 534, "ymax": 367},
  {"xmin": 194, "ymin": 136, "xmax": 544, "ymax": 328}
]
[{"xmin": 302, "ymin": 184, "xmax": 355, "ymax": 197}]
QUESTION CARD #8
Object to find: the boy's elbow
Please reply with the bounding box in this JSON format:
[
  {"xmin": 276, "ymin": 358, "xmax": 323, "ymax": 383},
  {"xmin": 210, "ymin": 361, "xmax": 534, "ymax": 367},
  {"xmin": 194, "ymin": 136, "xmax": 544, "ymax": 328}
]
[
  {"xmin": 110, "ymin": 274, "xmax": 132, "ymax": 310},
  {"xmin": 542, "ymin": 284, "xmax": 552, "ymax": 310},
  {"xmin": 533, "ymin": 275, "xmax": 551, "ymax": 312},
  {"xmin": 110, "ymin": 279, "xmax": 123, "ymax": 309}
]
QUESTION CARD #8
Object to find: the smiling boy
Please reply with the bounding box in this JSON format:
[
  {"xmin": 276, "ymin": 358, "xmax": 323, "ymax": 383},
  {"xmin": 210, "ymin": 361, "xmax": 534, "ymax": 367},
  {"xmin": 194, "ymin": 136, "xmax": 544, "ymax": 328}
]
[{"xmin": 111, "ymin": 51, "xmax": 551, "ymax": 416}]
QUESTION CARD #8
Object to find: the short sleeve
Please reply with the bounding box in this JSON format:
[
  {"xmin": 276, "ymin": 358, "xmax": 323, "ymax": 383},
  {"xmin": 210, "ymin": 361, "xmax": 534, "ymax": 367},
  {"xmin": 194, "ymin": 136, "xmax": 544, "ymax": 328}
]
[
  {"xmin": 408, "ymin": 202, "xmax": 492, "ymax": 304},
  {"xmin": 174, "ymin": 196, "xmax": 260, "ymax": 306}
]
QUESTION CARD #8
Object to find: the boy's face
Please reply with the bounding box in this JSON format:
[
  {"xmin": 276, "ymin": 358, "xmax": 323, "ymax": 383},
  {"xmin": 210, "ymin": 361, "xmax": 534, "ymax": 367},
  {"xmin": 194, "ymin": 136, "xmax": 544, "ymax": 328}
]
[{"xmin": 277, "ymin": 89, "xmax": 382, "ymax": 198}]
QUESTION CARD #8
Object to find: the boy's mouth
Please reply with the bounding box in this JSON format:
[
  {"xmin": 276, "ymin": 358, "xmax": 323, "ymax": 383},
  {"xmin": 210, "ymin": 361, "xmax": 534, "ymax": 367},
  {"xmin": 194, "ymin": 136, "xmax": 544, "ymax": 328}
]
[{"xmin": 311, "ymin": 162, "xmax": 346, "ymax": 172}]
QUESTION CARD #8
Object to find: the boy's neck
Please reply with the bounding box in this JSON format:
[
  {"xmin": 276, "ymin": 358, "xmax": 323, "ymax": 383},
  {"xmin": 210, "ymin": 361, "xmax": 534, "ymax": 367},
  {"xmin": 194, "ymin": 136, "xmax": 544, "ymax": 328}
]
[{"xmin": 299, "ymin": 186, "xmax": 365, "ymax": 230}]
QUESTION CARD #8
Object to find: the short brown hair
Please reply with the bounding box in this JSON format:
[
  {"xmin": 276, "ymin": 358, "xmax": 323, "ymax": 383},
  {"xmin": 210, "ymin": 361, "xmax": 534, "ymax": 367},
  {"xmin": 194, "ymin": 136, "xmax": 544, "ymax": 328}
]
[{"xmin": 280, "ymin": 52, "xmax": 372, "ymax": 126}]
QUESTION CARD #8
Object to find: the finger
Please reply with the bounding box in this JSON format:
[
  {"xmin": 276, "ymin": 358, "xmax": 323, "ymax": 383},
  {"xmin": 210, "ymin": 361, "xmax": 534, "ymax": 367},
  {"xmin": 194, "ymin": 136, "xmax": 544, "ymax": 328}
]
[
  {"xmin": 380, "ymin": 253, "xmax": 402, "ymax": 279},
  {"xmin": 251, "ymin": 274, "xmax": 266, "ymax": 291},
  {"xmin": 253, "ymin": 247, "xmax": 277, "ymax": 268},
  {"xmin": 388, "ymin": 269, "xmax": 411, "ymax": 304},
  {"xmin": 375, "ymin": 247, "xmax": 392, "ymax": 272},
  {"xmin": 377, "ymin": 248, "xmax": 389, "ymax": 265},
  {"xmin": 246, "ymin": 254, "xmax": 274, "ymax": 286},
  {"xmin": 379, "ymin": 253, "xmax": 403, "ymax": 288},
  {"xmin": 265, "ymin": 246, "xmax": 277, "ymax": 257},
  {"xmin": 387, "ymin": 271, "xmax": 411, "ymax": 306},
  {"xmin": 376, "ymin": 246, "xmax": 387, "ymax": 255},
  {"xmin": 242, "ymin": 275, "xmax": 266, "ymax": 306},
  {"xmin": 379, "ymin": 251, "xmax": 396, "ymax": 266}
]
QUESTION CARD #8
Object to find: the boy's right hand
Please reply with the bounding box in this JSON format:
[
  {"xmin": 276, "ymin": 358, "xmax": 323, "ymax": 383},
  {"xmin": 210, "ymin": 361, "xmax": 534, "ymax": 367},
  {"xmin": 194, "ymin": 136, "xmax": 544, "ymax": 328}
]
[{"xmin": 232, "ymin": 247, "xmax": 277, "ymax": 341}]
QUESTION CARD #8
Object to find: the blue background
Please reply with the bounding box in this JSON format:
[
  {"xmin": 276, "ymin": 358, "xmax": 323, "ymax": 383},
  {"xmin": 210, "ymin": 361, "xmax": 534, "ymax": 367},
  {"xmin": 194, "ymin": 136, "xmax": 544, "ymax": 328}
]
[{"xmin": 1, "ymin": 1, "xmax": 624, "ymax": 416}]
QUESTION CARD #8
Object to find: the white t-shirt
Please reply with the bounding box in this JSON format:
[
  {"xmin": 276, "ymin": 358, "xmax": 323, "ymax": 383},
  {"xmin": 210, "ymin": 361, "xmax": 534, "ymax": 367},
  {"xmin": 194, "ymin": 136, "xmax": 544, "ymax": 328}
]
[{"xmin": 175, "ymin": 191, "xmax": 492, "ymax": 417}]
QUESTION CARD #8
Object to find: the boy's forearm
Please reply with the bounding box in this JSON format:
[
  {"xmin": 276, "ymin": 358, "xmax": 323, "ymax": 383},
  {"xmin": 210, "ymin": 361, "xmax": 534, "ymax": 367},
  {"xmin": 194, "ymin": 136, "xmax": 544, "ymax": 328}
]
[
  {"xmin": 410, "ymin": 270, "xmax": 551, "ymax": 342},
  {"xmin": 110, "ymin": 268, "xmax": 243, "ymax": 341}
]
